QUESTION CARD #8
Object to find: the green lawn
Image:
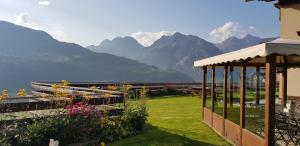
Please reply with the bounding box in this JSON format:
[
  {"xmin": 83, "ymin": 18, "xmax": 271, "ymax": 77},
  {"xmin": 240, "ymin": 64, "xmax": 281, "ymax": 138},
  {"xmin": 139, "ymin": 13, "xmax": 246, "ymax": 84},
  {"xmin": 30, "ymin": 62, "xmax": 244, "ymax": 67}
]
[{"xmin": 110, "ymin": 96, "xmax": 231, "ymax": 146}]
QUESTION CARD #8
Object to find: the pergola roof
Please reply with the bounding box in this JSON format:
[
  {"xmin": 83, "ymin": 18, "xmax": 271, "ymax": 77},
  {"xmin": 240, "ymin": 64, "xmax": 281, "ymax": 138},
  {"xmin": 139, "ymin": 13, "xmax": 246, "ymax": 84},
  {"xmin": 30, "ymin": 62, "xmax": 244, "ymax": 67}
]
[
  {"xmin": 194, "ymin": 38, "xmax": 300, "ymax": 67},
  {"xmin": 277, "ymin": 0, "xmax": 300, "ymax": 6}
]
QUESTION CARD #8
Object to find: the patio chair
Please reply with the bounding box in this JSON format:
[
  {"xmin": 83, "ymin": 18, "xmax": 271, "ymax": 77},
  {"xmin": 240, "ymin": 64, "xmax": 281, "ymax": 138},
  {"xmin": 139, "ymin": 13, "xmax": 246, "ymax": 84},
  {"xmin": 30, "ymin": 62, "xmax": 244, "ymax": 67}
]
[
  {"xmin": 287, "ymin": 117, "xmax": 300, "ymax": 145},
  {"xmin": 297, "ymin": 119, "xmax": 300, "ymax": 145},
  {"xmin": 297, "ymin": 104, "xmax": 300, "ymax": 113},
  {"xmin": 274, "ymin": 112, "xmax": 290, "ymax": 145}
]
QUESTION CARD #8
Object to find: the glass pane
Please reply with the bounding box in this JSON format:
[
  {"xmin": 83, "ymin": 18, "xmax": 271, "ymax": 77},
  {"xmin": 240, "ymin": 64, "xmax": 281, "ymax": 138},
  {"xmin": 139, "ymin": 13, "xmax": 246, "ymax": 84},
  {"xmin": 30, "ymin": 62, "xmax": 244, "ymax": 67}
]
[
  {"xmin": 205, "ymin": 68, "xmax": 212, "ymax": 109},
  {"xmin": 215, "ymin": 68, "xmax": 224, "ymax": 116},
  {"xmin": 245, "ymin": 67, "xmax": 265, "ymax": 137},
  {"xmin": 227, "ymin": 67, "xmax": 240, "ymax": 125}
]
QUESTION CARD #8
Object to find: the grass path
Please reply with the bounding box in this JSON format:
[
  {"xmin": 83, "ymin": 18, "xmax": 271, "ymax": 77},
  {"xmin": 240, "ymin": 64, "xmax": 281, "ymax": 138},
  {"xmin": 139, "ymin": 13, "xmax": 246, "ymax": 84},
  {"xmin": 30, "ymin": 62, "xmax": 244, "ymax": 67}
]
[{"xmin": 110, "ymin": 96, "xmax": 231, "ymax": 146}]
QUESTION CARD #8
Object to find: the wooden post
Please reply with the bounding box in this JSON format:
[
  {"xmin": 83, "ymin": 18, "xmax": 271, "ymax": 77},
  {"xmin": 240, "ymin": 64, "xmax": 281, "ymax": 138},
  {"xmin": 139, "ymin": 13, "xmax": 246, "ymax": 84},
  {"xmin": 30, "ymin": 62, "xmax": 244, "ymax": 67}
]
[
  {"xmin": 256, "ymin": 66, "xmax": 260, "ymax": 105},
  {"xmin": 264, "ymin": 55, "xmax": 276, "ymax": 146},
  {"xmin": 223, "ymin": 66, "xmax": 228, "ymax": 136},
  {"xmin": 211, "ymin": 66, "xmax": 216, "ymax": 112},
  {"xmin": 211, "ymin": 66, "xmax": 216, "ymax": 126},
  {"xmin": 223, "ymin": 66, "xmax": 228, "ymax": 118},
  {"xmin": 240, "ymin": 64, "xmax": 246, "ymax": 146},
  {"xmin": 281, "ymin": 66, "xmax": 287, "ymax": 106},
  {"xmin": 229, "ymin": 66, "xmax": 234, "ymax": 107},
  {"xmin": 202, "ymin": 66, "xmax": 207, "ymax": 120}
]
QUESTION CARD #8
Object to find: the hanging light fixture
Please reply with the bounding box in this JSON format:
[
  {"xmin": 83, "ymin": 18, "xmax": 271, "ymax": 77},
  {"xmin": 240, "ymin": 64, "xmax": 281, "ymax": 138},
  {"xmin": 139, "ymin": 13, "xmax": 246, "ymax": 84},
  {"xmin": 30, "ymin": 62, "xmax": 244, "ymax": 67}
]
[
  {"xmin": 277, "ymin": 66, "xmax": 284, "ymax": 73},
  {"xmin": 297, "ymin": 31, "xmax": 300, "ymax": 37},
  {"xmin": 276, "ymin": 56, "xmax": 285, "ymax": 73}
]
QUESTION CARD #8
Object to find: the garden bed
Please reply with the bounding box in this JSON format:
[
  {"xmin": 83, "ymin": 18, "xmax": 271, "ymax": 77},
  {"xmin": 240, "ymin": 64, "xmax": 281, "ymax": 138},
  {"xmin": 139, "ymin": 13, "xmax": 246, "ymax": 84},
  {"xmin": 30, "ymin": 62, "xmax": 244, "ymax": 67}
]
[{"xmin": 0, "ymin": 101, "xmax": 147, "ymax": 146}]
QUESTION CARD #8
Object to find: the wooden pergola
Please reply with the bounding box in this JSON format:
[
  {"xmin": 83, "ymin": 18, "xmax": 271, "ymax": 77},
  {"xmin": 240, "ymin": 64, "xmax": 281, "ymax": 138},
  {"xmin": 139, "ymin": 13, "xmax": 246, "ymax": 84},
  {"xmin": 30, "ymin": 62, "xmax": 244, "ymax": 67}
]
[{"xmin": 194, "ymin": 38, "xmax": 300, "ymax": 146}]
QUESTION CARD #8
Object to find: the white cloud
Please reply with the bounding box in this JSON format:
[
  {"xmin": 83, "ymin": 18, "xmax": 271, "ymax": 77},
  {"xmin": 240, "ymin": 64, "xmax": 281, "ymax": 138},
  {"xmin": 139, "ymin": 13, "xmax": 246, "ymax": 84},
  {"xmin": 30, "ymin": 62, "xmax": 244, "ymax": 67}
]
[
  {"xmin": 14, "ymin": 13, "xmax": 41, "ymax": 30},
  {"xmin": 39, "ymin": 1, "xmax": 50, "ymax": 6},
  {"xmin": 14, "ymin": 13, "xmax": 29, "ymax": 25},
  {"xmin": 249, "ymin": 26, "xmax": 256, "ymax": 30},
  {"xmin": 131, "ymin": 31, "xmax": 176, "ymax": 47},
  {"xmin": 209, "ymin": 21, "xmax": 256, "ymax": 43},
  {"xmin": 13, "ymin": 13, "xmax": 68, "ymax": 42}
]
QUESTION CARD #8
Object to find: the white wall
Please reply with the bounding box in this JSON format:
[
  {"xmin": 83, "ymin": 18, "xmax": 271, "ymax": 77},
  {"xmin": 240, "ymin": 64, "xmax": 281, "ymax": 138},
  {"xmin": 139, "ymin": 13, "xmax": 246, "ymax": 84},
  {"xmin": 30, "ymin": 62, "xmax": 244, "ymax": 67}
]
[{"xmin": 287, "ymin": 68, "xmax": 300, "ymax": 97}]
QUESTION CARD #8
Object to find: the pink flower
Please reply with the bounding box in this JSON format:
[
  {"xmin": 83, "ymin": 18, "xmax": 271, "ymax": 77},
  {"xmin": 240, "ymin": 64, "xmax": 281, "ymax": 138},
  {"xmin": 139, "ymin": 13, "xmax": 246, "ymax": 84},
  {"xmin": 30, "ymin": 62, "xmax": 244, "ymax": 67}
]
[{"xmin": 65, "ymin": 102, "xmax": 100, "ymax": 118}]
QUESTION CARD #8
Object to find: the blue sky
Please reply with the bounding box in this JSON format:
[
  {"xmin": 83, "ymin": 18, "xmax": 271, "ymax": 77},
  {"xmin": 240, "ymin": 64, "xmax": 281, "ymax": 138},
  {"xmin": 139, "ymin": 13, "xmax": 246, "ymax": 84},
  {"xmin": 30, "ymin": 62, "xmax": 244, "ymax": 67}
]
[{"xmin": 0, "ymin": 0, "xmax": 279, "ymax": 46}]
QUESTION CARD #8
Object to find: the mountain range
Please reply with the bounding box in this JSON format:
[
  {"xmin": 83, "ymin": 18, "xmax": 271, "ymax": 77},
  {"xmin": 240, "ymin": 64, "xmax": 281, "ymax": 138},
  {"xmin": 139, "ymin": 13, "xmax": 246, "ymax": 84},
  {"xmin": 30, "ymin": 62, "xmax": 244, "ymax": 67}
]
[
  {"xmin": 0, "ymin": 21, "xmax": 193, "ymax": 93},
  {"xmin": 216, "ymin": 34, "xmax": 277, "ymax": 53},
  {"xmin": 88, "ymin": 36, "xmax": 144, "ymax": 60},
  {"xmin": 89, "ymin": 32, "xmax": 276, "ymax": 80},
  {"xmin": 0, "ymin": 20, "xmax": 276, "ymax": 93}
]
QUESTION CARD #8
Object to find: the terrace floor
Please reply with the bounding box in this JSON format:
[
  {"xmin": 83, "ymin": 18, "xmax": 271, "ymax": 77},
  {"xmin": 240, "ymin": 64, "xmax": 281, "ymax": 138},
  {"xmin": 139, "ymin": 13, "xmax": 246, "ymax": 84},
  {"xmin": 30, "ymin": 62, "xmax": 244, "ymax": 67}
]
[{"xmin": 110, "ymin": 96, "xmax": 231, "ymax": 146}]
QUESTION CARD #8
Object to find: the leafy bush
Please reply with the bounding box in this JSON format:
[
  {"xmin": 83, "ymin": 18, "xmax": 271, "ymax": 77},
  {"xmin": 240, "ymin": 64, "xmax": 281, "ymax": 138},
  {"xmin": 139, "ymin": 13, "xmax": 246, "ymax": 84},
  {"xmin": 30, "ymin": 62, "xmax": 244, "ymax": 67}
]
[
  {"xmin": 5, "ymin": 101, "xmax": 147, "ymax": 146},
  {"xmin": 122, "ymin": 102, "xmax": 147, "ymax": 134},
  {"xmin": 148, "ymin": 88, "xmax": 187, "ymax": 97},
  {"xmin": 15, "ymin": 114, "xmax": 101, "ymax": 146}
]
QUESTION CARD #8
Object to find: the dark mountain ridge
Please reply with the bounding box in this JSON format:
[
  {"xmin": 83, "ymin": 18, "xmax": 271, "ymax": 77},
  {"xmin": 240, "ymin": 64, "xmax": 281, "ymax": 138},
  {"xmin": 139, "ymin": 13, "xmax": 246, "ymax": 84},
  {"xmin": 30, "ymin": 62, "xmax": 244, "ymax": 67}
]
[
  {"xmin": 0, "ymin": 21, "xmax": 193, "ymax": 92},
  {"xmin": 0, "ymin": 21, "xmax": 92, "ymax": 61}
]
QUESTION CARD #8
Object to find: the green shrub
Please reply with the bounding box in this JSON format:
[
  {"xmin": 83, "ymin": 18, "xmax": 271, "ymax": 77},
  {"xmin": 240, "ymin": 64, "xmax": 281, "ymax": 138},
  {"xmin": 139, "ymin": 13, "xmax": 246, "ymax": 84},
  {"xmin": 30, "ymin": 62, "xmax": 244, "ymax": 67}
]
[
  {"xmin": 148, "ymin": 88, "xmax": 187, "ymax": 97},
  {"xmin": 5, "ymin": 101, "xmax": 147, "ymax": 146},
  {"xmin": 122, "ymin": 102, "xmax": 147, "ymax": 134}
]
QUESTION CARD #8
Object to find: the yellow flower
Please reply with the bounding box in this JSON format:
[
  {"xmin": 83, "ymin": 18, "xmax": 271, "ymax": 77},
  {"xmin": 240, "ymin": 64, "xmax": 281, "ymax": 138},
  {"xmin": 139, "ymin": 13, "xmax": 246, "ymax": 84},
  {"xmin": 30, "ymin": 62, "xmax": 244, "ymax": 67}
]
[
  {"xmin": 52, "ymin": 84, "xmax": 68, "ymax": 97},
  {"xmin": 91, "ymin": 85, "xmax": 97, "ymax": 90},
  {"xmin": 17, "ymin": 88, "xmax": 27, "ymax": 97},
  {"xmin": 61, "ymin": 80, "xmax": 69, "ymax": 87},
  {"xmin": 140, "ymin": 86, "xmax": 148, "ymax": 98},
  {"xmin": 124, "ymin": 85, "xmax": 132, "ymax": 92},
  {"xmin": 52, "ymin": 84, "xmax": 59, "ymax": 90},
  {"xmin": 83, "ymin": 93, "xmax": 92, "ymax": 101},
  {"xmin": 100, "ymin": 142, "xmax": 105, "ymax": 146},
  {"xmin": 103, "ymin": 93, "xmax": 112, "ymax": 98},
  {"xmin": 111, "ymin": 121, "xmax": 115, "ymax": 126},
  {"xmin": 126, "ymin": 85, "xmax": 132, "ymax": 89},
  {"xmin": 1, "ymin": 89, "xmax": 9, "ymax": 99},
  {"xmin": 59, "ymin": 89, "xmax": 68, "ymax": 97},
  {"xmin": 64, "ymin": 97, "xmax": 72, "ymax": 102},
  {"xmin": 107, "ymin": 85, "xmax": 117, "ymax": 91},
  {"xmin": 99, "ymin": 119, "xmax": 104, "ymax": 128}
]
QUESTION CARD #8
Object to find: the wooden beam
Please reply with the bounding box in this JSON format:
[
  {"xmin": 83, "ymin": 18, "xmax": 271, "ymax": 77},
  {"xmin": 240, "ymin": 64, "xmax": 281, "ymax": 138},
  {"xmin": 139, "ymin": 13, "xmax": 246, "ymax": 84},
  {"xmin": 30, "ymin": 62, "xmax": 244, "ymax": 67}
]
[
  {"xmin": 240, "ymin": 65, "xmax": 246, "ymax": 127},
  {"xmin": 208, "ymin": 62, "xmax": 300, "ymax": 68},
  {"xmin": 215, "ymin": 63, "xmax": 266, "ymax": 67},
  {"xmin": 32, "ymin": 82, "xmax": 201, "ymax": 91},
  {"xmin": 31, "ymin": 83, "xmax": 122, "ymax": 95},
  {"xmin": 223, "ymin": 66, "xmax": 228, "ymax": 119},
  {"xmin": 211, "ymin": 66, "xmax": 216, "ymax": 112},
  {"xmin": 284, "ymin": 63, "xmax": 300, "ymax": 67},
  {"xmin": 240, "ymin": 64, "xmax": 246, "ymax": 146},
  {"xmin": 211, "ymin": 66, "xmax": 216, "ymax": 126},
  {"xmin": 202, "ymin": 66, "xmax": 207, "ymax": 120},
  {"xmin": 223, "ymin": 66, "xmax": 228, "ymax": 136},
  {"xmin": 256, "ymin": 66, "xmax": 260, "ymax": 105},
  {"xmin": 0, "ymin": 95, "xmax": 124, "ymax": 113},
  {"xmin": 229, "ymin": 66, "xmax": 234, "ymax": 107},
  {"xmin": 281, "ymin": 66, "xmax": 287, "ymax": 106},
  {"xmin": 264, "ymin": 55, "xmax": 276, "ymax": 146}
]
